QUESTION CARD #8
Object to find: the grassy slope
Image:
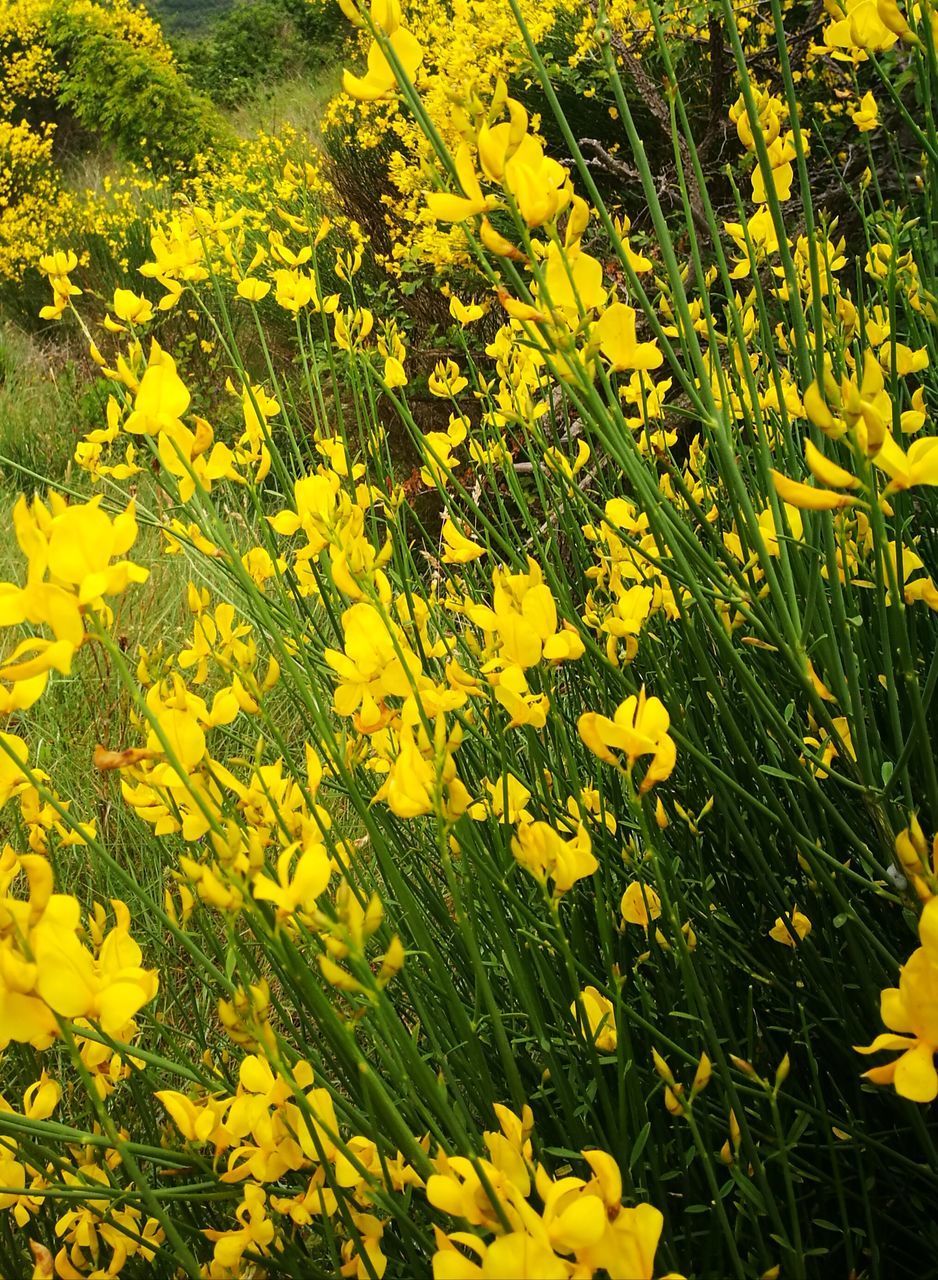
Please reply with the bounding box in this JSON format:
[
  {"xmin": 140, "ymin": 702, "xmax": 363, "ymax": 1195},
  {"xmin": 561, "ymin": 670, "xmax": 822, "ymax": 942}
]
[
  {"xmin": 230, "ymin": 63, "xmax": 342, "ymax": 139},
  {"xmin": 0, "ymin": 324, "xmax": 192, "ymax": 897}
]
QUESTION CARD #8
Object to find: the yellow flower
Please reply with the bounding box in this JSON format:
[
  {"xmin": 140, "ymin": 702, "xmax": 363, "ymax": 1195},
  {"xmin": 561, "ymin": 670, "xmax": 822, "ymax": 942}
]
[
  {"xmin": 0, "ymin": 493, "xmax": 147, "ymax": 714},
  {"xmin": 620, "ymin": 881, "xmax": 662, "ymax": 930},
  {"xmin": 37, "ymin": 494, "xmax": 147, "ymax": 605},
  {"xmin": 769, "ymin": 907, "xmax": 812, "ymax": 946},
  {"xmin": 875, "ymin": 433, "xmax": 938, "ymax": 493},
  {"xmin": 0, "ymin": 861, "xmax": 158, "ymax": 1050},
  {"xmin": 895, "ymin": 816, "xmax": 938, "ymax": 901},
  {"xmin": 479, "ymin": 1233, "xmax": 567, "ymax": 1278},
  {"xmin": 0, "ymin": 731, "xmax": 29, "ymax": 805},
  {"xmin": 468, "ymin": 773, "xmax": 532, "ymax": 824},
  {"xmin": 730, "ymin": 88, "xmax": 782, "ymax": 152},
  {"xmin": 770, "ymin": 469, "xmax": 855, "ymax": 511},
  {"xmin": 593, "ymin": 303, "xmax": 663, "ymax": 372},
  {"xmin": 374, "ymin": 723, "xmax": 438, "ymax": 818},
  {"xmin": 38, "ymin": 250, "xmax": 78, "ymax": 278},
  {"xmin": 541, "ymin": 240, "xmax": 606, "ymax": 314},
  {"xmin": 273, "ymin": 268, "xmax": 318, "ymax": 311},
  {"xmin": 156, "ymin": 1090, "xmax": 230, "ymax": 1145},
  {"xmin": 251, "ymin": 840, "xmax": 332, "ymax": 921},
  {"xmin": 855, "ymin": 897, "xmax": 938, "ymax": 1101},
  {"xmin": 237, "ymin": 277, "xmax": 271, "ymax": 302},
  {"xmin": 803, "ymin": 440, "xmax": 859, "ymax": 490},
  {"xmin": 204, "ymin": 1183, "xmax": 276, "ymax": 1270},
  {"xmin": 841, "ymin": 349, "xmax": 890, "ymax": 455},
  {"xmin": 484, "ymin": 113, "xmax": 571, "ymax": 227},
  {"xmin": 579, "ymin": 689, "xmax": 677, "ymax": 791},
  {"xmin": 325, "ymin": 602, "xmax": 421, "ymax": 728},
  {"xmin": 469, "ymin": 560, "xmax": 584, "ymax": 669},
  {"xmin": 342, "ymin": 0, "xmax": 423, "ymax": 102},
  {"xmin": 825, "ymin": 0, "xmax": 902, "ymax": 52},
  {"xmin": 0, "ymin": 640, "xmax": 64, "ymax": 715},
  {"xmin": 112, "ymin": 287, "xmax": 154, "ymax": 326},
  {"xmin": 601, "ymin": 584, "xmax": 653, "ymax": 664},
  {"xmin": 450, "ymin": 295, "xmax": 485, "ymax": 324},
  {"xmin": 490, "ymin": 664, "xmax": 550, "ymax": 729},
  {"xmin": 511, "ymin": 820, "xmax": 597, "ymax": 895},
  {"xmin": 804, "ymin": 379, "xmax": 845, "ymax": 437},
  {"xmin": 144, "ymin": 686, "xmax": 207, "ymax": 773},
  {"xmin": 124, "ymin": 345, "xmax": 190, "ymax": 434},
  {"xmin": 429, "ymin": 1122, "xmax": 666, "ymax": 1280},
  {"xmin": 441, "ymin": 518, "xmax": 485, "ymax": 564},
  {"xmin": 480, "ymin": 216, "xmax": 523, "ymax": 258},
  {"xmin": 851, "ymin": 90, "xmax": 879, "ymax": 132},
  {"xmin": 890, "ymin": 342, "xmax": 929, "ymax": 376},
  {"xmin": 428, "ymin": 358, "xmax": 468, "ymax": 398},
  {"xmin": 757, "ymin": 500, "xmax": 804, "ymax": 553},
  {"xmin": 384, "ymin": 355, "xmax": 407, "ymax": 387},
  {"xmin": 573, "ymin": 986, "xmax": 618, "ymax": 1051},
  {"xmin": 578, "ymin": 1176, "xmax": 664, "ymax": 1280},
  {"xmin": 751, "ymin": 135, "xmax": 796, "ymax": 203},
  {"xmin": 496, "ymin": 291, "xmax": 549, "ymax": 324},
  {"xmin": 427, "ymin": 144, "xmax": 497, "ymax": 223},
  {"xmin": 32, "ymin": 898, "xmax": 159, "ymax": 1037}
]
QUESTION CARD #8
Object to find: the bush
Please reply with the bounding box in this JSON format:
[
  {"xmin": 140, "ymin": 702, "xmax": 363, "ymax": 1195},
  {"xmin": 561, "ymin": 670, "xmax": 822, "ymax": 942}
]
[
  {"xmin": 177, "ymin": 0, "xmax": 345, "ymax": 108},
  {"xmin": 48, "ymin": 1, "xmax": 230, "ymax": 171},
  {"xmin": 176, "ymin": 0, "xmax": 295, "ymax": 107}
]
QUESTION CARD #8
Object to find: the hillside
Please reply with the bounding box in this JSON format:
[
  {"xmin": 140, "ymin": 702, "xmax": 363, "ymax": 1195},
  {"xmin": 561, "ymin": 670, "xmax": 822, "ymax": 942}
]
[
  {"xmin": 148, "ymin": 0, "xmax": 233, "ymax": 32},
  {"xmin": 3, "ymin": 3, "xmax": 938, "ymax": 1279}
]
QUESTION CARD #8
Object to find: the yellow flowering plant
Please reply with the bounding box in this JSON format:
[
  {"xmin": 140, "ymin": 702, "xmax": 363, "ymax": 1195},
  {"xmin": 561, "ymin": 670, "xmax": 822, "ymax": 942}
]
[{"xmin": 3, "ymin": 0, "xmax": 938, "ymax": 1275}]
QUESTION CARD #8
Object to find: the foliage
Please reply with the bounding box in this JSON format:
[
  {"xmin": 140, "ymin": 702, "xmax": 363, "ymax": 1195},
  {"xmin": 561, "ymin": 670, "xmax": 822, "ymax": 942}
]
[
  {"xmin": 47, "ymin": 0, "xmax": 229, "ymax": 172},
  {"xmin": 0, "ymin": 323, "xmax": 98, "ymax": 483},
  {"xmin": 148, "ymin": 0, "xmax": 234, "ymax": 33},
  {"xmin": 4, "ymin": 0, "xmax": 938, "ymax": 1278},
  {"xmin": 176, "ymin": 0, "xmax": 342, "ymax": 109}
]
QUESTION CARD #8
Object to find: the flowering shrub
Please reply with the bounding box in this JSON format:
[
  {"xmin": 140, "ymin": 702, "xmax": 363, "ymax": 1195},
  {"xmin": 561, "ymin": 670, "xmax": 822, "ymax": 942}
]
[
  {"xmin": 4, "ymin": 0, "xmax": 938, "ymax": 1277},
  {"xmin": 0, "ymin": 0, "xmax": 304, "ymax": 308}
]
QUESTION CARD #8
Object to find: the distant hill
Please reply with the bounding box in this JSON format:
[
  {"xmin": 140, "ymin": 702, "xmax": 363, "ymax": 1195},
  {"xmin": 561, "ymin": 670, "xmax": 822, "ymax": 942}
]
[{"xmin": 148, "ymin": 0, "xmax": 234, "ymax": 33}]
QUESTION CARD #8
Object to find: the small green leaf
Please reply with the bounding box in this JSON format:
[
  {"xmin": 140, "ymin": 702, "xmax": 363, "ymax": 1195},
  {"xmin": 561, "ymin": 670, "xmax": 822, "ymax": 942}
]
[{"xmin": 629, "ymin": 1122, "xmax": 651, "ymax": 1170}]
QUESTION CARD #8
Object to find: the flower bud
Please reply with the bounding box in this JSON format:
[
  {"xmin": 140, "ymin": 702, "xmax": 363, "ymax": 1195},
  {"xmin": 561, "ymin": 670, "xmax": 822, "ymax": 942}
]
[
  {"xmin": 692, "ymin": 1051, "xmax": 712, "ymax": 1096},
  {"xmin": 877, "ymin": 0, "xmax": 920, "ymax": 43},
  {"xmin": 652, "ymin": 1047, "xmax": 675, "ymax": 1086},
  {"xmin": 664, "ymin": 1084, "xmax": 685, "ymax": 1116},
  {"xmin": 775, "ymin": 1052, "xmax": 791, "ymax": 1088},
  {"xmin": 730, "ymin": 1054, "xmax": 761, "ymax": 1082}
]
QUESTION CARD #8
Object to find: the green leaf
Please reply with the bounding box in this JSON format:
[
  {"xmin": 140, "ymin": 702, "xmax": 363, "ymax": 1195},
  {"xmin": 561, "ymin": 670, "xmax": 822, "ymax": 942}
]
[{"xmin": 628, "ymin": 1122, "xmax": 651, "ymax": 1170}]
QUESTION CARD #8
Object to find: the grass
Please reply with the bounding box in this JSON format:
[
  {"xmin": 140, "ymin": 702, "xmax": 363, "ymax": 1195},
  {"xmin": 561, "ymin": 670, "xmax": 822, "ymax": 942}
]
[
  {"xmin": 0, "ymin": 323, "xmax": 96, "ymax": 486},
  {"xmin": 0, "ymin": 323, "xmax": 193, "ymax": 902},
  {"xmin": 230, "ymin": 65, "xmax": 343, "ymax": 141}
]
